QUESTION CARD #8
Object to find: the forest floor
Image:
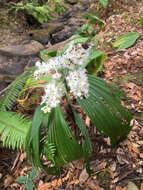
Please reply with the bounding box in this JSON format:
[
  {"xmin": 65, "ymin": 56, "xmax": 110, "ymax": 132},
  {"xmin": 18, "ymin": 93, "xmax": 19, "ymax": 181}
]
[{"xmin": 0, "ymin": 0, "xmax": 143, "ymax": 190}]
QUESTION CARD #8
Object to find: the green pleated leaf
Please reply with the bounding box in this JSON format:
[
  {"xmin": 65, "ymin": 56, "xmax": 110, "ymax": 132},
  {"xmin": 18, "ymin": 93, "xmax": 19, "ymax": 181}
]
[
  {"xmin": 45, "ymin": 106, "xmax": 83, "ymax": 168},
  {"xmin": 77, "ymin": 75, "xmax": 132, "ymax": 146},
  {"xmin": 26, "ymin": 105, "xmax": 83, "ymax": 174},
  {"xmin": 112, "ymin": 32, "xmax": 140, "ymax": 52},
  {"xmin": 25, "ymin": 106, "xmax": 60, "ymax": 175},
  {"xmin": 72, "ymin": 108, "xmax": 92, "ymax": 173},
  {"xmin": 0, "ymin": 111, "xmax": 31, "ymax": 150},
  {"xmin": 66, "ymin": 93, "xmax": 92, "ymax": 172},
  {"xmin": 25, "ymin": 105, "xmax": 46, "ymax": 168},
  {"xmin": 82, "ymin": 49, "xmax": 107, "ymax": 74}
]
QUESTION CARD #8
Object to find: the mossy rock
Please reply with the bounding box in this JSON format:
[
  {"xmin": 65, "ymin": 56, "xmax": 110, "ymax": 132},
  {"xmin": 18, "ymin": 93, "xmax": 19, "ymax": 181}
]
[{"xmin": 28, "ymin": 23, "xmax": 63, "ymax": 44}]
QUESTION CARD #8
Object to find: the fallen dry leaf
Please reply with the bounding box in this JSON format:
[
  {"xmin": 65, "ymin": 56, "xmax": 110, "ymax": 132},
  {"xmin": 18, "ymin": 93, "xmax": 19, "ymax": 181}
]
[
  {"xmin": 68, "ymin": 179, "xmax": 79, "ymax": 185},
  {"xmin": 122, "ymin": 83, "xmax": 136, "ymax": 89},
  {"xmin": 38, "ymin": 182, "xmax": 52, "ymax": 190},
  {"xmin": 85, "ymin": 116, "xmax": 90, "ymax": 127},
  {"xmin": 79, "ymin": 168, "xmax": 89, "ymax": 182},
  {"xmin": 4, "ymin": 174, "xmax": 14, "ymax": 187},
  {"xmin": 129, "ymin": 142, "xmax": 140, "ymax": 154},
  {"xmin": 87, "ymin": 180, "xmax": 102, "ymax": 190},
  {"xmin": 116, "ymin": 186, "xmax": 124, "ymax": 190}
]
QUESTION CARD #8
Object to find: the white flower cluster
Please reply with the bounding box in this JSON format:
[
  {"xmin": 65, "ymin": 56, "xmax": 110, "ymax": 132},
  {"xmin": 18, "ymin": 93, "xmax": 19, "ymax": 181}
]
[
  {"xmin": 34, "ymin": 41, "xmax": 91, "ymax": 113},
  {"xmin": 34, "ymin": 57, "xmax": 65, "ymax": 80},
  {"xmin": 41, "ymin": 81, "xmax": 65, "ymax": 113},
  {"xmin": 63, "ymin": 41, "xmax": 91, "ymax": 66},
  {"xmin": 66, "ymin": 69, "xmax": 89, "ymax": 99},
  {"xmin": 34, "ymin": 41, "xmax": 92, "ymax": 79}
]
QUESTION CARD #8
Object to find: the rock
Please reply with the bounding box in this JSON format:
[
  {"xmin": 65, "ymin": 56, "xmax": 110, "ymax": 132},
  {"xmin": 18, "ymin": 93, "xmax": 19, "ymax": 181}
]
[
  {"xmin": 0, "ymin": 54, "xmax": 38, "ymax": 75},
  {"xmin": 29, "ymin": 23, "xmax": 64, "ymax": 45},
  {"xmin": 0, "ymin": 0, "xmax": 10, "ymax": 5},
  {"xmin": 0, "ymin": 40, "xmax": 41, "ymax": 84},
  {"xmin": 0, "ymin": 74, "xmax": 16, "ymax": 83},
  {"xmin": 51, "ymin": 26, "xmax": 77, "ymax": 44},
  {"xmin": 0, "ymin": 41, "xmax": 44, "ymax": 57},
  {"xmin": 41, "ymin": 22, "xmax": 64, "ymax": 30},
  {"xmin": 46, "ymin": 39, "xmax": 70, "ymax": 51},
  {"xmin": 39, "ymin": 2, "xmax": 88, "ymax": 45}
]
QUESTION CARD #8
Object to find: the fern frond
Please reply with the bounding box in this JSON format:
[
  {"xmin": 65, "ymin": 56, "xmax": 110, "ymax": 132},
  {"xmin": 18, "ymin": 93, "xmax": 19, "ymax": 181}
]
[
  {"xmin": 0, "ymin": 67, "xmax": 35, "ymax": 110},
  {"xmin": 0, "ymin": 111, "xmax": 31, "ymax": 150},
  {"xmin": 43, "ymin": 141, "xmax": 56, "ymax": 165}
]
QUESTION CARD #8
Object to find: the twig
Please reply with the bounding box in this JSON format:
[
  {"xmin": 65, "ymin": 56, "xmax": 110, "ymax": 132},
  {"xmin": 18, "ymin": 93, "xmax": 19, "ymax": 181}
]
[
  {"xmin": 129, "ymin": 177, "xmax": 143, "ymax": 181},
  {"xmin": 11, "ymin": 152, "xmax": 20, "ymax": 171},
  {"xmin": 0, "ymin": 86, "xmax": 9, "ymax": 97}
]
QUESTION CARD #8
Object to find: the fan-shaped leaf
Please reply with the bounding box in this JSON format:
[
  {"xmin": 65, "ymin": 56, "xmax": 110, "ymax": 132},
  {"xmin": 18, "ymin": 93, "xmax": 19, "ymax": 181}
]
[
  {"xmin": 26, "ymin": 105, "xmax": 82, "ymax": 174},
  {"xmin": 72, "ymin": 107, "xmax": 92, "ymax": 172},
  {"xmin": 25, "ymin": 106, "xmax": 60, "ymax": 175},
  {"xmin": 77, "ymin": 75, "xmax": 132, "ymax": 146},
  {"xmin": 66, "ymin": 93, "xmax": 92, "ymax": 172},
  {"xmin": 25, "ymin": 105, "xmax": 45, "ymax": 168},
  {"xmin": 46, "ymin": 105, "xmax": 83, "ymax": 168}
]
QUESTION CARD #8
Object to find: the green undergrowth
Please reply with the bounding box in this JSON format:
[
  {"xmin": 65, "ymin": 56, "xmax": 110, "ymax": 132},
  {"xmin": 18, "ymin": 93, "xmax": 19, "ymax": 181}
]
[{"xmin": 10, "ymin": 0, "xmax": 66, "ymax": 23}]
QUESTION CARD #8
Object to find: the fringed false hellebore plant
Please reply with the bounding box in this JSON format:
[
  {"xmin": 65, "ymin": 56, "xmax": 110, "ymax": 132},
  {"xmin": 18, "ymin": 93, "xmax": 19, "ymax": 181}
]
[{"xmin": 0, "ymin": 39, "xmax": 132, "ymax": 175}]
